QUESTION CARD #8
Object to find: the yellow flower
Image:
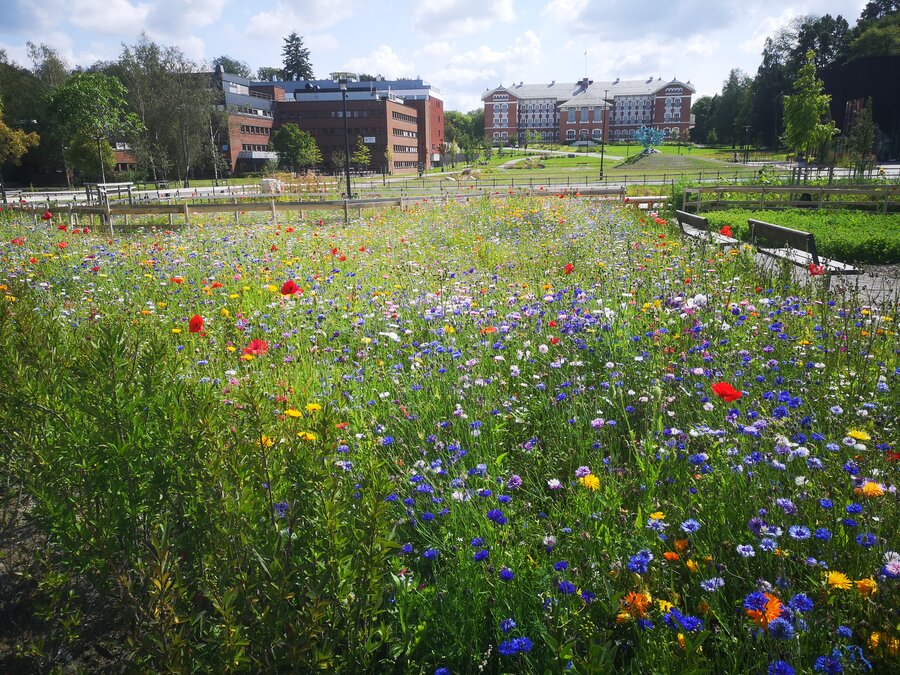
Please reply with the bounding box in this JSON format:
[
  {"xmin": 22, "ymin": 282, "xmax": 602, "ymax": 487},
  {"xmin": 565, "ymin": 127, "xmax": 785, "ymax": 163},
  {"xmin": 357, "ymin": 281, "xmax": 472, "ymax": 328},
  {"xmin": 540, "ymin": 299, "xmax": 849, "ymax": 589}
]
[
  {"xmin": 578, "ymin": 473, "xmax": 600, "ymax": 491},
  {"xmin": 861, "ymin": 481, "xmax": 885, "ymax": 498},
  {"xmin": 649, "ymin": 511, "xmax": 665, "ymax": 520},
  {"xmin": 259, "ymin": 435, "xmax": 274, "ymax": 448},
  {"xmin": 847, "ymin": 429, "xmax": 871, "ymax": 441},
  {"xmin": 827, "ymin": 571, "xmax": 853, "ymax": 590},
  {"xmin": 220, "ymin": 308, "xmax": 230, "ymax": 318},
  {"xmin": 284, "ymin": 409, "xmax": 302, "ymax": 418},
  {"xmin": 443, "ymin": 325, "xmax": 455, "ymax": 334},
  {"xmin": 226, "ymin": 345, "xmax": 236, "ymax": 352},
  {"xmin": 240, "ymin": 354, "xmax": 253, "ymax": 361},
  {"xmin": 869, "ymin": 632, "xmax": 884, "ymax": 650},
  {"xmin": 305, "ymin": 403, "xmax": 322, "ymax": 414},
  {"xmin": 615, "ymin": 611, "xmax": 632, "ymax": 624},
  {"xmin": 297, "ymin": 431, "xmax": 317, "ymax": 441},
  {"xmin": 657, "ymin": 599, "xmax": 674, "ymax": 613},
  {"xmin": 685, "ymin": 559, "xmax": 698, "ymax": 573},
  {"xmin": 855, "ymin": 577, "xmax": 877, "ymax": 597},
  {"xmin": 172, "ymin": 328, "xmax": 182, "ymax": 334}
]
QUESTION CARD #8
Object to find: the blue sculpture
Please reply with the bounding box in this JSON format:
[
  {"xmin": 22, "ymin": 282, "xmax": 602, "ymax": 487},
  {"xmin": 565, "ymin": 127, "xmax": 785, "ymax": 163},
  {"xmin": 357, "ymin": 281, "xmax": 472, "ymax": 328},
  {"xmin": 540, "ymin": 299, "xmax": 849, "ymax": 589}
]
[{"xmin": 633, "ymin": 126, "xmax": 665, "ymax": 153}]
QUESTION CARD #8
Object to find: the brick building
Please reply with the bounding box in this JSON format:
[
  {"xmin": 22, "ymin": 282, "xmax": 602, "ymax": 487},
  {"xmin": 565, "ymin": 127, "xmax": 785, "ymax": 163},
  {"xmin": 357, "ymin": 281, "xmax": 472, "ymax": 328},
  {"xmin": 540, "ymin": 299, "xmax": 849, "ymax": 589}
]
[
  {"xmin": 213, "ymin": 70, "xmax": 444, "ymax": 175},
  {"xmin": 482, "ymin": 76, "xmax": 694, "ymax": 145}
]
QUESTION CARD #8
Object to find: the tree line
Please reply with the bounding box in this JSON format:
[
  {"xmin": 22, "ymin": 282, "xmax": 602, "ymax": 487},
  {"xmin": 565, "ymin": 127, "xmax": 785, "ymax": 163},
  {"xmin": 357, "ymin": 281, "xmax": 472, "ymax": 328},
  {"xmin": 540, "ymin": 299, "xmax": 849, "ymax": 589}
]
[
  {"xmin": 0, "ymin": 32, "xmax": 315, "ymax": 191},
  {"xmin": 691, "ymin": 0, "xmax": 898, "ymax": 155}
]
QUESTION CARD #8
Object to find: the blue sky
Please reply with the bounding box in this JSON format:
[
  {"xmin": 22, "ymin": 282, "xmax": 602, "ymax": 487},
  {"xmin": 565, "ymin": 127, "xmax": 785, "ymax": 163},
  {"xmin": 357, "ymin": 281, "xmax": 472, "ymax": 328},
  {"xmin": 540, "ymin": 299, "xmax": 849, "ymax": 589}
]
[{"xmin": 0, "ymin": 0, "xmax": 868, "ymax": 111}]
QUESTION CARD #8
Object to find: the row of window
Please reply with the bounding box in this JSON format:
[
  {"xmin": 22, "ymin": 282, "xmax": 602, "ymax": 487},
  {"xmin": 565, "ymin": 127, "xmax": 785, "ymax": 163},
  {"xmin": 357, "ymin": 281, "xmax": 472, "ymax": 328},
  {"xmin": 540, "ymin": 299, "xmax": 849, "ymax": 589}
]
[
  {"xmin": 242, "ymin": 143, "xmax": 270, "ymax": 151},
  {"xmin": 395, "ymin": 161, "xmax": 419, "ymax": 168},
  {"xmin": 391, "ymin": 111, "xmax": 416, "ymax": 124},
  {"xmin": 240, "ymin": 125, "xmax": 270, "ymax": 135},
  {"xmin": 393, "ymin": 145, "xmax": 417, "ymax": 154},
  {"xmin": 393, "ymin": 128, "xmax": 417, "ymax": 138},
  {"xmin": 277, "ymin": 110, "xmax": 387, "ymax": 120},
  {"xmin": 564, "ymin": 129, "xmax": 604, "ymax": 140},
  {"xmin": 235, "ymin": 105, "xmax": 273, "ymax": 118}
]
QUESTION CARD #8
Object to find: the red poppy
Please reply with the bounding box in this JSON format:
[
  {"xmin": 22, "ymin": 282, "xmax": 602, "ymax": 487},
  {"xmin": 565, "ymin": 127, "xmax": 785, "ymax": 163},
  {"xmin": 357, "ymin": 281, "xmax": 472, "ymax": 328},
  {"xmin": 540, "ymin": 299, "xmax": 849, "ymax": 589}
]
[
  {"xmin": 285, "ymin": 227, "xmax": 294, "ymax": 233},
  {"xmin": 58, "ymin": 241, "xmax": 67, "ymax": 249},
  {"xmin": 549, "ymin": 336, "xmax": 560, "ymax": 345},
  {"xmin": 189, "ymin": 314, "xmax": 204, "ymax": 333},
  {"xmin": 170, "ymin": 276, "xmax": 184, "ymax": 284},
  {"xmin": 281, "ymin": 279, "xmax": 299, "ymax": 295},
  {"xmin": 271, "ymin": 245, "xmax": 278, "ymax": 252},
  {"xmin": 359, "ymin": 246, "xmax": 366, "ymax": 252},
  {"xmin": 711, "ymin": 382, "xmax": 742, "ymax": 402},
  {"xmin": 564, "ymin": 263, "xmax": 574, "ymax": 275},
  {"xmin": 57, "ymin": 224, "xmax": 67, "ymax": 231},
  {"xmin": 808, "ymin": 263, "xmax": 825, "ymax": 276},
  {"xmin": 331, "ymin": 247, "xmax": 339, "ymax": 256},
  {"xmin": 244, "ymin": 339, "xmax": 269, "ymax": 355},
  {"xmin": 548, "ymin": 320, "xmax": 557, "ymax": 327},
  {"xmin": 720, "ymin": 225, "xmax": 733, "ymax": 237},
  {"xmin": 42, "ymin": 211, "xmax": 53, "ymax": 221},
  {"xmin": 211, "ymin": 281, "xmax": 223, "ymax": 289},
  {"xmin": 11, "ymin": 238, "xmax": 24, "ymax": 246}
]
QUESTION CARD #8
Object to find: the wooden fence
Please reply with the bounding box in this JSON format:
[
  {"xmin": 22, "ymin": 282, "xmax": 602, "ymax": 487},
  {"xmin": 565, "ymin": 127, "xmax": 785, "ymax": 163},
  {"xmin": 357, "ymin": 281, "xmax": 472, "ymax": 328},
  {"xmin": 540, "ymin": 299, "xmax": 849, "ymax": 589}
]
[
  {"xmin": 682, "ymin": 184, "xmax": 900, "ymax": 213},
  {"xmin": 7, "ymin": 185, "xmax": 628, "ymax": 234}
]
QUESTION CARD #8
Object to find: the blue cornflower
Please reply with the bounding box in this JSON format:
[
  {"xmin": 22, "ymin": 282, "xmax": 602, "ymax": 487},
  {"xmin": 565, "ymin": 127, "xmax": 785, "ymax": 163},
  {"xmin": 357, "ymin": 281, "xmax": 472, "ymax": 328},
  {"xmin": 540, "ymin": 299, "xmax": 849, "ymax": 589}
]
[
  {"xmin": 836, "ymin": 626, "xmax": 853, "ymax": 639},
  {"xmin": 855, "ymin": 532, "xmax": 876, "ymax": 548},
  {"xmin": 401, "ymin": 543, "xmax": 413, "ymax": 554},
  {"xmin": 471, "ymin": 537, "xmax": 484, "ymax": 546},
  {"xmin": 554, "ymin": 560, "xmax": 569, "ymax": 571},
  {"xmin": 434, "ymin": 669, "xmax": 450, "ymax": 675},
  {"xmin": 487, "ymin": 508, "xmax": 508, "ymax": 525},
  {"xmin": 423, "ymin": 548, "xmax": 439, "ymax": 560},
  {"xmin": 627, "ymin": 549, "xmax": 653, "ymax": 574},
  {"xmin": 743, "ymin": 591, "xmax": 768, "ymax": 612},
  {"xmin": 813, "ymin": 650, "xmax": 844, "ymax": 673},
  {"xmin": 760, "ymin": 538, "xmax": 778, "ymax": 552},
  {"xmin": 499, "ymin": 567, "xmax": 514, "ymax": 581},
  {"xmin": 788, "ymin": 525, "xmax": 811, "ymax": 540},
  {"xmin": 736, "ymin": 544, "xmax": 756, "ymax": 558},
  {"xmin": 776, "ymin": 498, "xmax": 796, "ymax": 515},
  {"xmin": 700, "ymin": 577, "xmax": 725, "ymax": 592},
  {"xmin": 846, "ymin": 503, "xmax": 863, "ymax": 514},
  {"xmin": 499, "ymin": 618, "xmax": 516, "ymax": 634},
  {"xmin": 663, "ymin": 608, "xmax": 704, "ymax": 633},
  {"xmin": 768, "ymin": 660, "xmax": 796, "ymax": 675},
  {"xmin": 819, "ymin": 498, "xmax": 833, "ymax": 509},
  {"xmin": 473, "ymin": 549, "xmax": 489, "ymax": 562},
  {"xmin": 382, "ymin": 436, "xmax": 394, "ymax": 446},
  {"xmin": 636, "ymin": 618, "xmax": 654, "ymax": 630},
  {"xmin": 768, "ymin": 617, "xmax": 794, "ymax": 640},
  {"xmin": 814, "ymin": 528, "xmax": 832, "ymax": 541},
  {"xmin": 498, "ymin": 636, "xmax": 532, "ymax": 655},
  {"xmin": 273, "ymin": 501, "xmax": 289, "ymax": 519},
  {"xmin": 680, "ymin": 519, "xmax": 701, "ymax": 534},
  {"xmin": 558, "ymin": 580, "xmax": 576, "ymax": 594},
  {"xmin": 788, "ymin": 593, "xmax": 814, "ymax": 613},
  {"xmin": 421, "ymin": 511, "xmax": 435, "ymax": 522}
]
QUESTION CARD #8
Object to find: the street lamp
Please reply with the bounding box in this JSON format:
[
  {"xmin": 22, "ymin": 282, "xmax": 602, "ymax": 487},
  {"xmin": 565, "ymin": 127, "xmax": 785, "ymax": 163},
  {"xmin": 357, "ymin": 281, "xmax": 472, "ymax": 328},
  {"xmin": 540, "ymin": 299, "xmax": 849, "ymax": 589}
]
[
  {"xmin": 339, "ymin": 79, "xmax": 352, "ymax": 200},
  {"xmin": 96, "ymin": 133, "xmax": 108, "ymax": 186},
  {"xmin": 600, "ymin": 89, "xmax": 608, "ymax": 180}
]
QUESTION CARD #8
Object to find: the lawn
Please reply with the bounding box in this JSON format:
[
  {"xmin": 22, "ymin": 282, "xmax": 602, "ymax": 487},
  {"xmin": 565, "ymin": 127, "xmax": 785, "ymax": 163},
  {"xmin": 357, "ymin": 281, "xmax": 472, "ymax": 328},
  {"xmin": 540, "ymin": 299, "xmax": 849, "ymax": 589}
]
[{"xmin": 0, "ymin": 199, "xmax": 897, "ymax": 673}]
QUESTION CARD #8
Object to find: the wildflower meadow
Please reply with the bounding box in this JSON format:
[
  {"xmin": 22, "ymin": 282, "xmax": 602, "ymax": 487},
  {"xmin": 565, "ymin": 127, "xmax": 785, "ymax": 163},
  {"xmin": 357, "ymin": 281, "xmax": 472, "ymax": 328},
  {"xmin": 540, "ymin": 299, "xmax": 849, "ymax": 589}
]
[{"xmin": 0, "ymin": 197, "xmax": 897, "ymax": 673}]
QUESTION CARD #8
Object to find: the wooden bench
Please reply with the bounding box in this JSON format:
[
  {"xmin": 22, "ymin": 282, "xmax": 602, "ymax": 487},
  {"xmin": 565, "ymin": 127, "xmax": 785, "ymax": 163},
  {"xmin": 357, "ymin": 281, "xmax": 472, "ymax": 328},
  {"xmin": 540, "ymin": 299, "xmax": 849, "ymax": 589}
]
[
  {"xmin": 748, "ymin": 219, "xmax": 860, "ymax": 284},
  {"xmin": 674, "ymin": 210, "xmax": 740, "ymax": 248},
  {"xmin": 625, "ymin": 195, "xmax": 668, "ymax": 210}
]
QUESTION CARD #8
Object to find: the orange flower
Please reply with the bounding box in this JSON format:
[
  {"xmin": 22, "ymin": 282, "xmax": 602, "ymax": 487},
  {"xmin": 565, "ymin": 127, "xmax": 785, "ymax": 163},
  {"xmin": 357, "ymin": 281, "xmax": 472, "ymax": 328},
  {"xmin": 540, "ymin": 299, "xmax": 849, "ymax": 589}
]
[
  {"xmin": 664, "ymin": 551, "xmax": 680, "ymax": 562},
  {"xmin": 620, "ymin": 591, "xmax": 651, "ymax": 618},
  {"xmin": 855, "ymin": 578, "xmax": 877, "ymax": 597},
  {"xmin": 674, "ymin": 538, "xmax": 690, "ymax": 552},
  {"xmin": 860, "ymin": 481, "xmax": 885, "ymax": 498},
  {"xmin": 745, "ymin": 593, "xmax": 782, "ymax": 629}
]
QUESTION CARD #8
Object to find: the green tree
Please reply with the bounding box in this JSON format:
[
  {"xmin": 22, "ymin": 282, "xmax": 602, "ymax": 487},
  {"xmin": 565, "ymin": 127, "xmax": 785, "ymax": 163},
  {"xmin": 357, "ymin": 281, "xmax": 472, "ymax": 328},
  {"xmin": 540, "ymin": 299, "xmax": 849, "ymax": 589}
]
[
  {"xmin": 212, "ymin": 55, "xmax": 251, "ymax": 78},
  {"xmin": 270, "ymin": 123, "xmax": 322, "ymax": 172},
  {"xmin": 65, "ymin": 130, "xmax": 115, "ymax": 181},
  {"xmin": 846, "ymin": 98, "xmax": 877, "ymax": 177},
  {"xmin": 46, "ymin": 72, "xmax": 143, "ymax": 184},
  {"xmin": 281, "ymin": 32, "xmax": 313, "ymax": 80},
  {"xmin": 27, "ymin": 42, "xmax": 69, "ymax": 89},
  {"xmin": 711, "ymin": 69, "xmax": 752, "ymax": 146},
  {"xmin": 0, "ymin": 95, "xmax": 40, "ymax": 202},
  {"xmin": 257, "ymin": 66, "xmax": 282, "ymax": 81},
  {"xmin": 782, "ymin": 50, "xmax": 838, "ymax": 167},
  {"xmin": 690, "ymin": 96, "xmax": 716, "ymax": 144},
  {"xmin": 351, "ymin": 136, "xmax": 371, "ymax": 169}
]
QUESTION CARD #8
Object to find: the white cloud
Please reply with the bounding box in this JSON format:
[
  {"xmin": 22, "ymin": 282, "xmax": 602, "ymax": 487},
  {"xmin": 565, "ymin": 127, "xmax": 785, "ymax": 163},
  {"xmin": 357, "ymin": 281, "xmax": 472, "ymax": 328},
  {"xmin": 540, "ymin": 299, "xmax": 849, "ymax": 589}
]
[
  {"xmin": 306, "ymin": 33, "xmax": 339, "ymax": 51},
  {"xmin": 739, "ymin": 8, "xmax": 799, "ymax": 55},
  {"xmin": 146, "ymin": 0, "xmax": 227, "ymax": 36},
  {"xmin": 246, "ymin": 0, "xmax": 363, "ymax": 39},
  {"xmin": 413, "ymin": 0, "xmax": 515, "ymax": 37},
  {"xmin": 70, "ymin": 0, "xmax": 151, "ymax": 34},
  {"xmin": 416, "ymin": 40, "xmax": 455, "ymax": 59},
  {"xmin": 540, "ymin": 0, "xmax": 588, "ymax": 21},
  {"xmin": 342, "ymin": 45, "xmax": 415, "ymax": 79}
]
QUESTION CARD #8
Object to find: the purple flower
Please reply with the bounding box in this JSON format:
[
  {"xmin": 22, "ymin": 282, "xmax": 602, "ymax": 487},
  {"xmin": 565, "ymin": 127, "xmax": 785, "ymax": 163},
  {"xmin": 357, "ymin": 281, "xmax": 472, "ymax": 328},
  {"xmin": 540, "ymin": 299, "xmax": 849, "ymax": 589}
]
[
  {"xmin": 769, "ymin": 660, "xmax": 796, "ymax": 675},
  {"xmin": 736, "ymin": 544, "xmax": 756, "ymax": 558},
  {"xmin": 499, "ymin": 618, "xmax": 516, "ymax": 634},
  {"xmin": 423, "ymin": 548, "xmax": 439, "ymax": 560},
  {"xmin": 507, "ymin": 474, "xmax": 523, "ymax": 489},
  {"xmin": 473, "ymin": 549, "xmax": 489, "ymax": 562},
  {"xmin": 487, "ymin": 508, "xmax": 508, "ymax": 525},
  {"xmin": 499, "ymin": 567, "xmax": 515, "ymax": 581},
  {"xmin": 788, "ymin": 525, "xmax": 811, "ymax": 540},
  {"xmin": 558, "ymin": 580, "xmax": 576, "ymax": 594},
  {"xmin": 680, "ymin": 519, "xmax": 701, "ymax": 533},
  {"xmin": 700, "ymin": 577, "xmax": 724, "ymax": 592},
  {"xmin": 574, "ymin": 465, "xmax": 591, "ymax": 478}
]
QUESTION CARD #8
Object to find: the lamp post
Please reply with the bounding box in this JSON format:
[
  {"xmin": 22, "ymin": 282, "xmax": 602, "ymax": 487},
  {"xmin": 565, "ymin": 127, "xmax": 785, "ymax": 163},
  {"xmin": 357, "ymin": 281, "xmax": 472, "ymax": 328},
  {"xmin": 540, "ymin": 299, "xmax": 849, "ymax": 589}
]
[
  {"xmin": 96, "ymin": 134, "xmax": 107, "ymax": 186},
  {"xmin": 339, "ymin": 79, "xmax": 352, "ymax": 200},
  {"xmin": 600, "ymin": 89, "xmax": 608, "ymax": 180}
]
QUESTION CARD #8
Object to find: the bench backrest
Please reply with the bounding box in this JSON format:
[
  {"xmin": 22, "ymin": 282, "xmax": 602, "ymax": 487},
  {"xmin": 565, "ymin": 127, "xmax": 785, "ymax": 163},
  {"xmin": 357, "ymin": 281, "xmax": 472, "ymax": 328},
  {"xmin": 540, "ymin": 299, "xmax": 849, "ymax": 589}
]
[
  {"xmin": 675, "ymin": 209, "xmax": 709, "ymax": 232},
  {"xmin": 748, "ymin": 219, "xmax": 819, "ymax": 264}
]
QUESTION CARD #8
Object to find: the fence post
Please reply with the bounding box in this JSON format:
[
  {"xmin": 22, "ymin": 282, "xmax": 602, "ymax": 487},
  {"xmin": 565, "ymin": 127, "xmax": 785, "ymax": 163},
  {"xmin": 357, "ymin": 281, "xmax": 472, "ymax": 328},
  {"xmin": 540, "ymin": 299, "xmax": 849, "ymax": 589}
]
[
  {"xmin": 271, "ymin": 199, "xmax": 277, "ymax": 226},
  {"xmin": 233, "ymin": 197, "xmax": 238, "ymax": 226},
  {"xmin": 183, "ymin": 202, "xmax": 190, "ymax": 226}
]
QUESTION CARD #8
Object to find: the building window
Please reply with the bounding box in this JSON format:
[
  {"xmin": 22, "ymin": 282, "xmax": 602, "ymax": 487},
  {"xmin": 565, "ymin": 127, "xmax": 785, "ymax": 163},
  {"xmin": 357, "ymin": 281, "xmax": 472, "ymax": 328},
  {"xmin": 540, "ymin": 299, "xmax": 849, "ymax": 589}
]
[
  {"xmin": 493, "ymin": 132, "xmax": 500, "ymax": 139},
  {"xmin": 566, "ymin": 129, "xmax": 575, "ymax": 140},
  {"xmin": 592, "ymin": 129, "xmax": 602, "ymax": 140}
]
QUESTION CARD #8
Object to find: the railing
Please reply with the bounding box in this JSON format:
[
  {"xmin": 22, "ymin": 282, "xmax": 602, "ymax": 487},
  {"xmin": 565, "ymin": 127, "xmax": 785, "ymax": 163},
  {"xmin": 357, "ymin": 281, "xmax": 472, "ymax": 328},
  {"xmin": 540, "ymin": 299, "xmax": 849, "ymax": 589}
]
[{"xmin": 682, "ymin": 184, "xmax": 900, "ymax": 214}]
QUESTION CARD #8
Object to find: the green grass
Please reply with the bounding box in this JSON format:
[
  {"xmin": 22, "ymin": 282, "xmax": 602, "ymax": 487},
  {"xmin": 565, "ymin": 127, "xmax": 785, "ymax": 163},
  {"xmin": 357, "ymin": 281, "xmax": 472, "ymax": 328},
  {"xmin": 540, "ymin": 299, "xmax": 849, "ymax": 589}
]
[{"xmin": 703, "ymin": 208, "xmax": 900, "ymax": 264}]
